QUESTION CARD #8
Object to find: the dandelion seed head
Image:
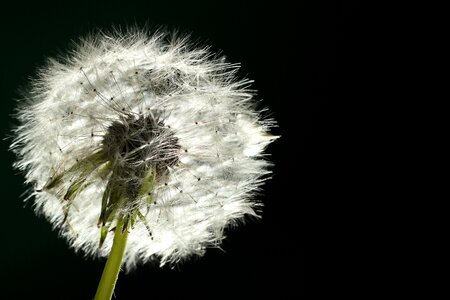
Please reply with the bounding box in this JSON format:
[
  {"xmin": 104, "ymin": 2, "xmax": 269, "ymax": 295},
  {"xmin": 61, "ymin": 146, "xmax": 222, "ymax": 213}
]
[{"xmin": 11, "ymin": 29, "xmax": 277, "ymax": 268}]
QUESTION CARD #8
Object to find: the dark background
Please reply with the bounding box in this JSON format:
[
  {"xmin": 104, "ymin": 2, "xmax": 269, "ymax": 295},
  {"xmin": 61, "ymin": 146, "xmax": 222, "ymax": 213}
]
[{"xmin": 0, "ymin": 1, "xmax": 360, "ymax": 298}]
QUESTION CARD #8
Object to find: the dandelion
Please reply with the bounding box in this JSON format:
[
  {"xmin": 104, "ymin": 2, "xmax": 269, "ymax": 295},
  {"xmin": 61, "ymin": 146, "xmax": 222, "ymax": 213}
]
[{"xmin": 10, "ymin": 29, "xmax": 277, "ymax": 299}]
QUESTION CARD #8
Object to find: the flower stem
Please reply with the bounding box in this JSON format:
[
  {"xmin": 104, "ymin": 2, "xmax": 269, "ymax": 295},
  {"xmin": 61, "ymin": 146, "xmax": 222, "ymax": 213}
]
[{"xmin": 94, "ymin": 216, "xmax": 129, "ymax": 300}]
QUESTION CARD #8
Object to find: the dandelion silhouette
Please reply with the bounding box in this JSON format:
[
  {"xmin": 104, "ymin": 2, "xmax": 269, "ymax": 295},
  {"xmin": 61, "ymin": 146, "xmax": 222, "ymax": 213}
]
[{"xmin": 11, "ymin": 29, "xmax": 277, "ymax": 299}]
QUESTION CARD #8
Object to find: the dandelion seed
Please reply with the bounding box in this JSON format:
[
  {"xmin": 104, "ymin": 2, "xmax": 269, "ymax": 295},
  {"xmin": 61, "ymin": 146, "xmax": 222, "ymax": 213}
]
[{"xmin": 10, "ymin": 29, "xmax": 277, "ymax": 272}]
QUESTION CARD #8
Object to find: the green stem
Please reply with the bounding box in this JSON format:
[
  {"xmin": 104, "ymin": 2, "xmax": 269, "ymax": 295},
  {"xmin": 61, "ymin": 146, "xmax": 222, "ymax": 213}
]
[{"xmin": 94, "ymin": 216, "xmax": 129, "ymax": 300}]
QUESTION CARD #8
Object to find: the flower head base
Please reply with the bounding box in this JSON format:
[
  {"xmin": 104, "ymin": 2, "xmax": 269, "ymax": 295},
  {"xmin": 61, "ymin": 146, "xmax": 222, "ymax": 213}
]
[{"xmin": 11, "ymin": 30, "xmax": 277, "ymax": 268}]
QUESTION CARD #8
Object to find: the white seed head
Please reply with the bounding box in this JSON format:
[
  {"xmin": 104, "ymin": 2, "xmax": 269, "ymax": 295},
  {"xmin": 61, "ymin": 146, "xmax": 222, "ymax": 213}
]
[{"xmin": 11, "ymin": 29, "xmax": 277, "ymax": 268}]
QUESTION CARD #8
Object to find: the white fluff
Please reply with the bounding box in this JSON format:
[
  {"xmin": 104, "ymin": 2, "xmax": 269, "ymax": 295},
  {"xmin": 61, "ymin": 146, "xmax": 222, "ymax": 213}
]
[{"xmin": 11, "ymin": 29, "xmax": 277, "ymax": 268}]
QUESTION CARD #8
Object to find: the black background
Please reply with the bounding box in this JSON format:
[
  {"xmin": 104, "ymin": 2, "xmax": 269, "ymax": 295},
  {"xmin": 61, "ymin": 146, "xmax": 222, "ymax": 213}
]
[{"xmin": 0, "ymin": 1, "xmax": 360, "ymax": 298}]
